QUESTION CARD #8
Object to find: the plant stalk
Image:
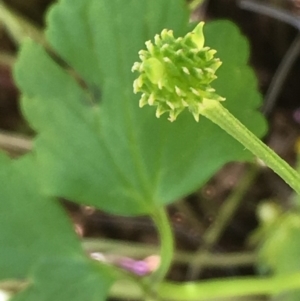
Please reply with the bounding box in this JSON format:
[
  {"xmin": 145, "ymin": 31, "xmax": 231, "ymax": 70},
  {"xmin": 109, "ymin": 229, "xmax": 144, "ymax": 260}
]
[
  {"xmin": 110, "ymin": 272, "xmax": 300, "ymax": 300},
  {"xmin": 83, "ymin": 237, "xmax": 255, "ymax": 269},
  {"xmin": 199, "ymin": 98, "xmax": 300, "ymax": 195},
  {"xmin": 158, "ymin": 272, "xmax": 300, "ymax": 300},
  {"xmin": 149, "ymin": 207, "xmax": 174, "ymax": 286}
]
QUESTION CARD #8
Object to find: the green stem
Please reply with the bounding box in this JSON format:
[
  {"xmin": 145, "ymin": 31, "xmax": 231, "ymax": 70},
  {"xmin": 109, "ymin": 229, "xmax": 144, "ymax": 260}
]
[
  {"xmin": 83, "ymin": 237, "xmax": 255, "ymax": 268},
  {"xmin": 110, "ymin": 272, "xmax": 300, "ymax": 300},
  {"xmin": 159, "ymin": 272, "xmax": 300, "ymax": 300},
  {"xmin": 149, "ymin": 207, "xmax": 174, "ymax": 286},
  {"xmin": 199, "ymin": 98, "xmax": 300, "ymax": 195}
]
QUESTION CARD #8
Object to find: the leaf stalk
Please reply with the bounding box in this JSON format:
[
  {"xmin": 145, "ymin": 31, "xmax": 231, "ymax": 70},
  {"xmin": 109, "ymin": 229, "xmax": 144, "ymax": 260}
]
[
  {"xmin": 199, "ymin": 98, "xmax": 300, "ymax": 195},
  {"xmin": 149, "ymin": 207, "xmax": 174, "ymax": 287}
]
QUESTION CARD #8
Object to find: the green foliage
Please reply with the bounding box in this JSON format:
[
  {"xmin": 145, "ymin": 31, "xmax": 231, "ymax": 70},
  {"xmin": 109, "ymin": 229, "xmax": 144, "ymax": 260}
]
[
  {"xmin": 259, "ymin": 213, "xmax": 300, "ymax": 274},
  {"xmin": 14, "ymin": 0, "xmax": 266, "ymax": 216},
  {"xmin": 0, "ymin": 0, "xmax": 274, "ymax": 299},
  {"xmin": 0, "ymin": 154, "xmax": 115, "ymax": 300},
  {"xmin": 256, "ymin": 211, "xmax": 300, "ymax": 301}
]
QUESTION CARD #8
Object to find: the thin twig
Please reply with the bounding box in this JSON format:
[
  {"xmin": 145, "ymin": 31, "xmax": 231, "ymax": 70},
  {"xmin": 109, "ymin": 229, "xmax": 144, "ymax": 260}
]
[
  {"xmin": 239, "ymin": 0, "xmax": 300, "ymax": 116},
  {"xmin": 263, "ymin": 32, "xmax": 300, "ymax": 115},
  {"xmin": 0, "ymin": 130, "xmax": 32, "ymax": 155},
  {"xmin": 239, "ymin": 0, "xmax": 300, "ymax": 30}
]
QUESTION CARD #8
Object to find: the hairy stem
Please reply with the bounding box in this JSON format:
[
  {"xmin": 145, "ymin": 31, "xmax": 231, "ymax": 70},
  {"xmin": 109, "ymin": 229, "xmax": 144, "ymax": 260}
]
[{"xmin": 199, "ymin": 98, "xmax": 300, "ymax": 195}]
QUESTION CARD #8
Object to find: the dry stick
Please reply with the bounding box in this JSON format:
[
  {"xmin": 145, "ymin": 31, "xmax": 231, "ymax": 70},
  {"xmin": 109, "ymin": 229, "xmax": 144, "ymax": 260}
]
[
  {"xmin": 239, "ymin": 0, "xmax": 300, "ymax": 30},
  {"xmin": 263, "ymin": 33, "xmax": 300, "ymax": 115},
  {"xmin": 186, "ymin": 164, "xmax": 259, "ymax": 279},
  {"xmin": 240, "ymin": 0, "xmax": 300, "ymax": 116},
  {"xmin": 0, "ymin": 130, "xmax": 32, "ymax": 155}
]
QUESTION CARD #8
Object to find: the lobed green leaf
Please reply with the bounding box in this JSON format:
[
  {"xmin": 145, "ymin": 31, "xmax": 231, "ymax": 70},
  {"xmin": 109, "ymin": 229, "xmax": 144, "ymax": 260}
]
[
  {"xmin": 14, "ymin": 0, "xmax": 267, "ymax": 216},
  {"xmin": 0, "ymin": 154, "xmax": 114, "ymax": 300}
]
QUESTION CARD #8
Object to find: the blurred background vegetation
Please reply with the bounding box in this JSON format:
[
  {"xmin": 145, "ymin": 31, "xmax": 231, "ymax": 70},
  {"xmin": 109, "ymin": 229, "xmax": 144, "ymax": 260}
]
[{"xmin": 1, "ymin": 1, "xmax": 300, "ymax": 300}]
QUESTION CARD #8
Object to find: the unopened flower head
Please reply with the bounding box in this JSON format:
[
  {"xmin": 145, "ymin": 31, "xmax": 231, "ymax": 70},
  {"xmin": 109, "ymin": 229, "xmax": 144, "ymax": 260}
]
[{"xmin": 132, "ymin": 22, "xmax": 225, "ymax": 122}]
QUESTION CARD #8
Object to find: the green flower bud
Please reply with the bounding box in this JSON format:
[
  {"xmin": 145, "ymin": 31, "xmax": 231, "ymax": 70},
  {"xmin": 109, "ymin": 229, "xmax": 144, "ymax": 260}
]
[{"xmin": 132, "ymin": 22, "xmax": 225, "ymax": 122}]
